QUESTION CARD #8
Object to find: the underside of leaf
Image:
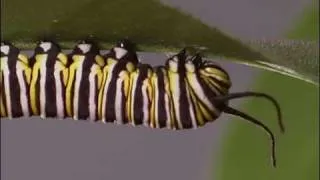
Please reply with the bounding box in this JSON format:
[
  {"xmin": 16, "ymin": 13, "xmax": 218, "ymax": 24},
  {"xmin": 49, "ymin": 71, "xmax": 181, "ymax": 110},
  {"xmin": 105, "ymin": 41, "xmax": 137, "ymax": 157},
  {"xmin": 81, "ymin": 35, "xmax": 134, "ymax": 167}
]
[{"xmin": 1, "ymin": 0, "xmax": 318, "ymax": 85}]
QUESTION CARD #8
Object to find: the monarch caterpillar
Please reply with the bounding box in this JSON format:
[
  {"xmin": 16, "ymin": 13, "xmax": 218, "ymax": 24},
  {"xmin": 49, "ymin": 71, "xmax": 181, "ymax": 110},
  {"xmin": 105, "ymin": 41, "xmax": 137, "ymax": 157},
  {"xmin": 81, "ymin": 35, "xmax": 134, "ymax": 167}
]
[{"xmin": 1, "ymin": 40, "xmax": 285, "ymax": 167}]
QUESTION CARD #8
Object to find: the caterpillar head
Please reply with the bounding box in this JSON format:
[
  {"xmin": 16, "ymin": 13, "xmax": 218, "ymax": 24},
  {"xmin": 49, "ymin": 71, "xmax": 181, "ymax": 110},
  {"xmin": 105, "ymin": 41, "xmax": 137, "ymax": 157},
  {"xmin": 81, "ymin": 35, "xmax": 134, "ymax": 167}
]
[
  {"xmin": 198, "ymin": 58, "xmax": 232, "ymax": 93},
  {"xmin": 186, "ymin": 54, "xmax": 232, "ymax": 94}
]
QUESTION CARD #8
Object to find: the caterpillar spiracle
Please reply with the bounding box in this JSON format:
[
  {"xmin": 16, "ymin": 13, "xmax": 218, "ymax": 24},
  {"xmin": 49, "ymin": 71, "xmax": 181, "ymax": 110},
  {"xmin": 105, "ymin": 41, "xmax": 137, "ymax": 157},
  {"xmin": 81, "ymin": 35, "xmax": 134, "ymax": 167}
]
[{"xmin": 0, "ymin": 40, "xmax": 285, "ymax": 167}]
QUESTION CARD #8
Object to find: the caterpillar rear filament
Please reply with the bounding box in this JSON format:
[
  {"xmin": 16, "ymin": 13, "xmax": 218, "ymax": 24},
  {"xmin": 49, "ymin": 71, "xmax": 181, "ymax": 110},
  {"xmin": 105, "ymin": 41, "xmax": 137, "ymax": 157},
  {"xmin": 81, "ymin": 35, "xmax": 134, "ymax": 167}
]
[{"xmin": 0, "ymin": 40, "xmax": 285, "ymax": 167}]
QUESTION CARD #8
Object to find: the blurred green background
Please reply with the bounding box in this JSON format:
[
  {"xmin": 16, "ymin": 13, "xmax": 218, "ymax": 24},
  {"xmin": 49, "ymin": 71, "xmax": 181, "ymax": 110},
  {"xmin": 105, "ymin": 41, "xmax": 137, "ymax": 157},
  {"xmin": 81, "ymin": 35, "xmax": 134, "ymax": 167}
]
[{"xmin": 216, "ymin": 4, "xmax": 319, "ymax": 180}]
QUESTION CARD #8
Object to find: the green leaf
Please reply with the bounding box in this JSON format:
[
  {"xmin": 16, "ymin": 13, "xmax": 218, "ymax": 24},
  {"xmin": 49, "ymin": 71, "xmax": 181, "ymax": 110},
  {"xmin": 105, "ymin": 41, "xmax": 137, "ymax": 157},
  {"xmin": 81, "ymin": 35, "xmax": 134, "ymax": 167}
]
[
  {"xmin": 246, "ymin": 39, "xmax": 319, "ymax": 85},
  {"xmin": 1, "ymin": 0, "xmax": 318, "ymax": 85}
]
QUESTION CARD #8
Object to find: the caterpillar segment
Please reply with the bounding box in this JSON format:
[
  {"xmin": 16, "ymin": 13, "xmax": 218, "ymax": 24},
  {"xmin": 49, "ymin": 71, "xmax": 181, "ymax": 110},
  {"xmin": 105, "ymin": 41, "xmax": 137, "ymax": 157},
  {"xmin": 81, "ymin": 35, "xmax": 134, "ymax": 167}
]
[
  {"xmin": 65, "ymin": 41, "xmax": 105, "ymax": 121},
  {"xmin": 1, "ymin": 42, "xmax": 32, "ymax": 118},
  {"xmin": 98, "ymin": 41, "xmax": 139, "ymax": 125},
  {"xmin": 29, "ymin": 41, "xmax": 69, "ymax": 119}
]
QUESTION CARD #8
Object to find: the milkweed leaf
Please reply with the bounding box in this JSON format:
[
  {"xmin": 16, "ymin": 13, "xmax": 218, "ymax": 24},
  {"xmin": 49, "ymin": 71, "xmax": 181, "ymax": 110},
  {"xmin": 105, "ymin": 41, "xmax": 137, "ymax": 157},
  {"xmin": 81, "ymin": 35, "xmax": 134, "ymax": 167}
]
[{"xmin": 1, "ymin": 0, "xmax": 318, "ymax": 85}]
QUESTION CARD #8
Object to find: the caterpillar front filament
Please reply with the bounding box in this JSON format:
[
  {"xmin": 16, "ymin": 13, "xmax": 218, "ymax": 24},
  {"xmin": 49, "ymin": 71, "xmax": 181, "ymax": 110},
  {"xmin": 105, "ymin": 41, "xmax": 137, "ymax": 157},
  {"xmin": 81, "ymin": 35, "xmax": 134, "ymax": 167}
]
[{"xmin": 0, "ymin": 40, "xmax": 285, "ymax": 167}]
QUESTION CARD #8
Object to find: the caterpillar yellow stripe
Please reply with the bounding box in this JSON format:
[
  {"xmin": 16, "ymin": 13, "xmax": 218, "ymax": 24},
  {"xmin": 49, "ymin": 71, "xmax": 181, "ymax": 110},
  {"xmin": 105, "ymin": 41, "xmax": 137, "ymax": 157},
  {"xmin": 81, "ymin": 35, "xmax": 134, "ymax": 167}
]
[{"xmin": 0, "ymin": 40, "xmax": 285, "ymax": 167}]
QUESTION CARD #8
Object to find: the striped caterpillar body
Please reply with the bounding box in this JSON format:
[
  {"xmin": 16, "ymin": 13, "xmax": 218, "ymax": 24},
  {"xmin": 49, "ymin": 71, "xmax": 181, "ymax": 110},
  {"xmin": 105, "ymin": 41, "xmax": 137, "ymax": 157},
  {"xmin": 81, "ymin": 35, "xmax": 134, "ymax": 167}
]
[{"xmin": 0, "ymin": 40, "xmax": 285, "ymax": 167}]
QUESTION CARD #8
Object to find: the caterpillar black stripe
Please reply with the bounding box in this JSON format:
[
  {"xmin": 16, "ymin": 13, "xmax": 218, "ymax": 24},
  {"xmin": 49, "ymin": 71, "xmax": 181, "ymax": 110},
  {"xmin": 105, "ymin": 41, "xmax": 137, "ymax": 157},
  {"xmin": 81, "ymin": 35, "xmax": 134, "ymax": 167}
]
[{"xmin": 0, "ymin": 40, "xmax": 285, "ymax": 167}]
